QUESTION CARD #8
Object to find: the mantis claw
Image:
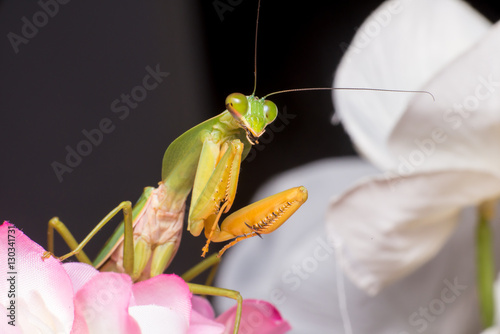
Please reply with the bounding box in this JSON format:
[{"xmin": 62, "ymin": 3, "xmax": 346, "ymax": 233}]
[
  {"xmin": 244, "ymin": 223, "xmax": 263, "ymax": 238},
  {"xmin": 41, "ymin": 251, "xmax": 54, "ymax": 261},
  {"xmin": 212, "ymin": 186, "xmax": 308, "ymax": 256}
]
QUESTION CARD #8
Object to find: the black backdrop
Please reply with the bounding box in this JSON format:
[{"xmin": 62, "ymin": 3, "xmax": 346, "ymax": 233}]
[{"xmin": 1, "ymin": 0, "xmax": 499, "ymax": 278}]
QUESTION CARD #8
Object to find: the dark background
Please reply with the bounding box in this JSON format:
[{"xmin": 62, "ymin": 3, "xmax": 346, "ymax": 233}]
[{"xmin": 1, "ymin": 0, "xmax": 499, "ymax": 279}]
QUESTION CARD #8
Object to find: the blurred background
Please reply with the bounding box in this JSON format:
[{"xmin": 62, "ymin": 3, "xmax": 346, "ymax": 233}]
[{"xmin": 0, "ymin": 0, "xmax": 499, "ymax": 277}]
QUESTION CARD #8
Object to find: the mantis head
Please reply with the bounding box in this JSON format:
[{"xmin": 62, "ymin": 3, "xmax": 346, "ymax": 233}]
[{"xmin": 225, "ymin": 92, "xmax": 278, "ymax": 144}]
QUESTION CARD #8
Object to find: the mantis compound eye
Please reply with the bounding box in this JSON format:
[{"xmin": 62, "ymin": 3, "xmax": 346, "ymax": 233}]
[
  {"xmin": 226, "ymin": 93, "xmax": 248, "ymax": 118},
  {"xmin": 263, "ymin": 99, "xmax": 277, "ymax": 124}
]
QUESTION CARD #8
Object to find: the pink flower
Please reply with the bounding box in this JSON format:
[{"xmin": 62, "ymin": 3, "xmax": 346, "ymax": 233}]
[
  {"xmin": 1, "ymin": 221, "xmax": 75, "ymax": 333},
  {"xmin": 191, "ymin": 296, "xmax": 290, "ymax": 334},
  {"xmin": 216, "ymin": 299, "xmax": 291, "ymax": 334},
  {"xmin": 0, "ymin": 222, "xmax": 290, "ymax": 333}
]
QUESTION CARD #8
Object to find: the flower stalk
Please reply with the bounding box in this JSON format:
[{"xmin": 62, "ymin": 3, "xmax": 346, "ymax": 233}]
[{"xmin": 477, "ymin": 200, "xmax": 496, "ymax": 328}]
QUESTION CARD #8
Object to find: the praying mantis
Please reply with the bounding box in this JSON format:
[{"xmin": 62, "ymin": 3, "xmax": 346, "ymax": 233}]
[
  {"xmin": 45, "ymin": 91, "xmax": 308, "ymax": 277},
  {"xmin": 45, "ymin": 92, "xmax": 307, "ymax": 332},
  {"xmin": 41, "ymin": 2, "xmax": 434, "ymax": 334},
  {"xmin": 44, "ymin": 1, "xmax": 310, "ymax": 332}
]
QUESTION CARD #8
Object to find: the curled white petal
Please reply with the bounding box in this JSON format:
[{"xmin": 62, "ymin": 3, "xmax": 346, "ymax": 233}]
[
  {"xmin": 333, "ymin": 0, "xmax": 490, "ymax": 169},
  {"xmin": 215, "ymin": 159, "xmax": 495, "ymax": 332},
  {"xmin": 326, "ymin": 169, "xmax": 500, "ymax": 294},
  {"xmin": 389, "ymin": 22, "xmax": 500, "ymax": 176}
]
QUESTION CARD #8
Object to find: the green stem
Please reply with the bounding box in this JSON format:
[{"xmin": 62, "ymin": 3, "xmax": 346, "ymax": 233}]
[{"xmin": 477, "ymin": 201, "xmax": 496, "ymax": 328}]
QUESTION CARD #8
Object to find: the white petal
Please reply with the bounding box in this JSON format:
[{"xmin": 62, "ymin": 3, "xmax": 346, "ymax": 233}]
[
  {"xmin": 480, "ymin": 272, "xmax": 500, "ymax": 333},
  {"xmin": 333, "ymin": 0, "xmax": 490, "ymax": 169},
  {"xmin": 215, "ymin": 159, "xmax": 497, "ymax": 332},
  {"xmin": 482, "ymin": 327, "xmax": 500, "ymax": 334},
  {"xmin": 389, "ymin": 22, "xmax": 500, "ymax": 176},
  {"xmin": 215, "ymin": 158, "xmax": 379, "ymax": 333},
  {"xmin": 326, "ymin": 169, "xmax": 500, "ymax": 295},
  {"xmin": 482, "ymin": 273, "xmax": 500, "ymax": 333}
]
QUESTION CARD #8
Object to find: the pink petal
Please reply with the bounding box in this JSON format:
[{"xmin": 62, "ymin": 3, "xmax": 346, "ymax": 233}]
[
  {"xmin": 188, "ymin": 310, "xmax": 225, "ymax": 334},
  {"xmin": 0, "ymin": 222, "xmax": 74, "ymax": 333},
  {"xmin": 189, "ymin": 296, "xmax": 224, "ymax": 334},
  {"xmin": 129, "ymin": 304, "xmax": 189, "ymax": 333},
  {"xmin": 63, "ymin": 262, "xmax": 99, "ymax": 293},
  {"xmin": 192, "ymin": 295, "xmax": 216, "ymax": 319},
  {"xmin": 132, "ymin": 274, "xmax": 191, "ymax": 324},
  {"xmin": 0, "ymin": 309, "xmax": 22, "ymax": 334},
  {"xmin": 72, "ymin": 272, "xmax": 140, "ymax": 334},
  {"xmin": 217, "ymin": 299, "xmax": 291, "ymax": 334}
]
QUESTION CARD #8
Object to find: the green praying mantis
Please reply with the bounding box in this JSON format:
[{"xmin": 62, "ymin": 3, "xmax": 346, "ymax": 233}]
[
  {"xmin": 44, "ymin": 92, "xmax": 307, "ymax": 332},
  {"xmin": 42, "ymin": 2, "xmax": 435, "ymax": 333},
  {"xmin": 44, "ymin": 90, "xmax": 309, "ymax": 279},
  {"xmin": 43, "ymin": 1, "xmax": 311, "ymax": 332}
]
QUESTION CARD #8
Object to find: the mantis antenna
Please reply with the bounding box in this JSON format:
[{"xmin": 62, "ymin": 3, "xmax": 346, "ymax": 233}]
[
  {"xmin": 262, "ymin": 87, "xmax": 436, "ymax": 101},
  {"xmin": 251, "ymin": 0, "xmax": 262, "ymax": 96},
  {"xmin": 250, "ymin": 1, "xmax": 435, "ymax": 102}
]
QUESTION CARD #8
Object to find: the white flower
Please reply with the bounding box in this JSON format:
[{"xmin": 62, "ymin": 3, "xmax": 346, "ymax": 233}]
[
  {"xmin": 328, "ymin": 0, "xmax": 500, "ymax": 295},
  {"xmin": 215, "ymin": 157, "xmax": 500, "ymax": 333},
  {"xmin": 215, "ymin": 0, "xmax": 500, "ymax": 332}
]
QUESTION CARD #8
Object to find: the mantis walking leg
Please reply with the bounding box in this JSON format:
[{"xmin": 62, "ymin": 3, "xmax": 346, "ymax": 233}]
[
  {"xmin": 44, "ymin": 200, "xmax": 135, "ymax": 276},
  {"xmin": 181, "ymin": 254, "xmax": 240, "ymax": 333},
  {"xmin": 188, "ymin": 283, "xmax": 242, "ymax": 334}
]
